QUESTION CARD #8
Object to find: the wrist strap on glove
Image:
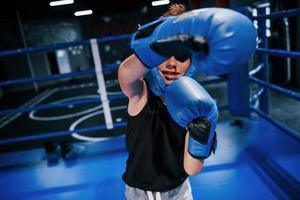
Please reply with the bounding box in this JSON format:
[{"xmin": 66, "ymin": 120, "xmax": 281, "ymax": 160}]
[
  {"xmin": 187, "ymin": 117, "xmax": 218, "ymax": 159},
  {"xmin": 187, "ymin": 117, "xmax": 211, "ymax": 144}
]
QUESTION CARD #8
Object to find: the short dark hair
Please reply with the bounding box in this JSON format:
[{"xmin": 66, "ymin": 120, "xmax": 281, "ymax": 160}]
[{"xmin": 162, "ymin": 3, "xmax": 186, "ymax": 17}]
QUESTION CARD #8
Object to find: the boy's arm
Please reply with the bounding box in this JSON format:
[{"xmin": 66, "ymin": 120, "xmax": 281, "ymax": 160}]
[
  {"xmin": 184, "ymin": 131, "xmax": 204, "ymax": 175},
  {"xmin": 118, "ymin": 54, "xmax": 149, "ymax": 115}
]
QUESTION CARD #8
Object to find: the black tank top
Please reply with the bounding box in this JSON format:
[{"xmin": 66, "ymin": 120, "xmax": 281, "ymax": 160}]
[{"xmin": 122, "ymin": 81, "xmax": 188, "ymax": 192}]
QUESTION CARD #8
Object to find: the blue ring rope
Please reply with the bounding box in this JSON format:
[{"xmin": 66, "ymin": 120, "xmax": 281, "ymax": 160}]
[
  {"xmin": 0, "ymin": 67, "xmax": 224, "ymax": 88},
  {"xmin": 0, "ymin": 74, "xmax": 226, "ymax": 116},
  {"xmin": 0, "ymin": 105, "xmax": 229, "ymax": 145},
  {"xmin": 251, "ymin": 106, "xmax": 300, "ymax": 142},
  {"xmin": 0, "ymin": 34, "xmax": 132, "ymax": 57},
  {"xmin": 256, "ymin": 48, "xmax": 300, "ymax": 59},
  {"xmin": 0, "ymin": 94, "xmax": 126, "ymax": 116},
  {"xmin": 0, "ymin": 64, "xmax": 119, "ymax": 87},
  {"xmin": 253, "ymin": 8, "xmax": 300, "ymax": 20},
  {"xmin": 249, "ymin": 76, "xmax": 300, "ymax": 101},
  {"xmin": 0, "ymin": 76, "xmax": 226, "ymax": 116},
  {"xmin": 0, "ymin": 122, "xmax": 127, "ymax": 145},
  {"xmin": 0, "ymin": 69, "xmax": 95, "ymax": 87}
]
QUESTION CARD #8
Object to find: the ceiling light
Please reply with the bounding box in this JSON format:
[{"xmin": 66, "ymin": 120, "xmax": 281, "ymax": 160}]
[
  {"xmin": 49, "ymin": 0, "xmax": 74, "ymax": 7},
  {"xmin": 74, "ymin": 10, "xmax": 93, "ymax": 16},
  {"xmin": 151, "ymin": 0, "xmax": 170, "ymax": 6}
]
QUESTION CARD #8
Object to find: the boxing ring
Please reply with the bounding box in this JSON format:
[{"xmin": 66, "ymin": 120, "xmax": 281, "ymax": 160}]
[{"xmin": 0, "ymin": 5, "xmax": 300, "ymax": 200}]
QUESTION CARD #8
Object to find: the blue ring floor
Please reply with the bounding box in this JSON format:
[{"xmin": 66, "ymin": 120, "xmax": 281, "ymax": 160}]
[{"xmin": 0, "ymin": 117, "xmax": 300, "ymax": 200}]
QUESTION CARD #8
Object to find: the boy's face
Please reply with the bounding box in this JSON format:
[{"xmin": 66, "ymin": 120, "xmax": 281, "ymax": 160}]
[{"xmin": 158, "ymin": 56, "xmax": 191, "ymax": 85}]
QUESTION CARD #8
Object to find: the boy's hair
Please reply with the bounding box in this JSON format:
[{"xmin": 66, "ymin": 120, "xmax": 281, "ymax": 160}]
[{"xmin": 162, "ymin": 3, "xmax": 187, "ymax": 17}]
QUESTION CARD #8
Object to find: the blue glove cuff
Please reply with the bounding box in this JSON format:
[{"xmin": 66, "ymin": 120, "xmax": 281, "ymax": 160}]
[{"xmin": 188, "ymin": 131, "xmax": 217, "ymax": 159}]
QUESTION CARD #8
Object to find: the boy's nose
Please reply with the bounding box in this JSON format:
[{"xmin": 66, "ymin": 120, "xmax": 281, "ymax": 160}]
[{"xmin": 166, "ymin": 57, "xmax": 177, "ymax": 69}]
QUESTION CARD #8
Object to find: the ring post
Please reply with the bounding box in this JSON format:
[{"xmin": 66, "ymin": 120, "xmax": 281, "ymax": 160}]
[
  {"xmin": 90, "ymin": 39, "xmax": 114, "ymax": 130},
  {"xmin": 227, "ymin": 7, "xmax": 252, "ymax": 117},
  {"xmin": 228, "ymin": 65, "xmax": 250, "ymax": 117}
]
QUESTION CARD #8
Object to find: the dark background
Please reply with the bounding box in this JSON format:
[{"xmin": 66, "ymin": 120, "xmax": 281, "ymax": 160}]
[
  {"xmin": 0, "ymin": 0, "xmax": 299, "ymax": 94},
  {"xmin": 0, "ymin": 0, "xmax": 299, "ymax": 151}
]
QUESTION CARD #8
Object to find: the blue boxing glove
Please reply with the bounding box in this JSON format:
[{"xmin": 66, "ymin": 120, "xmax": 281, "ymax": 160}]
[
  {"xmin": 131, "ymin": 8, "xmax": 257, "ymax": 75},
  {"xmin": 164, "ymin": 76, "xmax": 218, "ymax": 159},
  {"xmin": 131, "ymin": 17, "xmax": 169, "ymax": 69}
]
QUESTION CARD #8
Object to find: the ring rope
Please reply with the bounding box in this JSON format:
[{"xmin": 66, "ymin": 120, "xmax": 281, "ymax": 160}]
[
  {"xmin": 256, "ymin": 48, "xmax": 300, "ymax": 59},
  {"xmin": 0, "ymin": 34, "xmax": 132, "ymax": 57},
  {"xmin": 253, "ymin": 8, "xmax": 300, "ymax": 20},
  {"xmin": 249, "ymin": 76, "xmax": 300, "ymax": 101},
  {"xmin": 70, "ymin": 105, "xmax": 127, "ymax": 142},
  {"xmin": 0, "ymin": 64, "xmax": 119, "ymax": 87},
  {"xmin": 0, "ymin": 94, "xmax": 126, "ymax": 116},
  {"xmin": 0, "ymin": 122, "xmax": 127, "ymax": 145},
  {"xmin": 0, "ymin": 75, "xmax": 225, "ymax": 116},
  {"xmin": 251, "ymin": 106, "xmax": 300, "ymax": 142}
]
